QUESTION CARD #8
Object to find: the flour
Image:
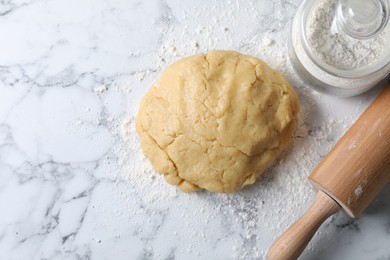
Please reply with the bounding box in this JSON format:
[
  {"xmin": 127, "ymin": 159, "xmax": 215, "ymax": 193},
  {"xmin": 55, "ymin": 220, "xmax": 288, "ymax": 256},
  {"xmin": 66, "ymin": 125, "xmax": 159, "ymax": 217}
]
[
  {"xmin": 306, "ymin": 0, "xmax": 384, "ymax": 70},
  {"xmin": 262, "ymin": 37, "xmax": 274, "ymax": 47},
  {"xmin": 94, "ymin": 85, "xmax": 108, "ymax": 94},
  {"xmin": 354, "ymin": 185, "xmax": 363, "ymax": 198}
]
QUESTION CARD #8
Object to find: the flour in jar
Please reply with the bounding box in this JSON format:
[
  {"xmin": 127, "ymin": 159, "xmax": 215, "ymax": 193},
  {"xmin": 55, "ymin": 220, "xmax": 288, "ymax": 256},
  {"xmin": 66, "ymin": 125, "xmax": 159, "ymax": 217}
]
[{"xmin": 306, "ymin": 0, "xmax": 385, "ymax": 70}]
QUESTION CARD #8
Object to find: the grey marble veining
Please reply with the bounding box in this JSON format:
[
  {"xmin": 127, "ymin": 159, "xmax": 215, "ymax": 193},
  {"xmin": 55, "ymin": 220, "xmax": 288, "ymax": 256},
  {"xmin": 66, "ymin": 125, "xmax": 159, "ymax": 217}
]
[{"xmin": 0, "ymin": 0, "xmax": 389, "ymax": 259}]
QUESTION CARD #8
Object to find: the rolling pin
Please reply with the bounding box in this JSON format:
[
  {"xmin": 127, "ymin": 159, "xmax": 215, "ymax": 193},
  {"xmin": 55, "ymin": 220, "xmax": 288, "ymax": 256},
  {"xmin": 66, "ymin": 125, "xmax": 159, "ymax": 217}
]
[{"xmin": 267, "ymin": 84, "xmax": 390, "ymax": 260}]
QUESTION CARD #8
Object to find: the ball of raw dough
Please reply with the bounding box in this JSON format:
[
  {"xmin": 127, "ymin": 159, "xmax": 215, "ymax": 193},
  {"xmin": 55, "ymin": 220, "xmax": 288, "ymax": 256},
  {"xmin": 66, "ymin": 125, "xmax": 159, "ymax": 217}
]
[{"xmin": 136, "ymin": 50, "xmax": 299, "ymax": 193}]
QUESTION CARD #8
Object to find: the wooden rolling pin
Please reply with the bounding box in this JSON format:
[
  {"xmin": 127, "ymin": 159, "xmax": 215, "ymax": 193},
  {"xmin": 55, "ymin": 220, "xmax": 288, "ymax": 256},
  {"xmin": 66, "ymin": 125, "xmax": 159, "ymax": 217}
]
[{"xmin": 267, "ymin": 84, "xmax": 390, "ymax": 260}]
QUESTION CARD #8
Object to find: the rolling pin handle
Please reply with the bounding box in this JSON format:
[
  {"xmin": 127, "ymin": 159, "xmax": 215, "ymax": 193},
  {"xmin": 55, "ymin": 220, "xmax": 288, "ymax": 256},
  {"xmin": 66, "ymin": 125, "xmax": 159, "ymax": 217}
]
[{"xmin": 267, "ymin": 191, "xmax": 341, "ymax": 260}]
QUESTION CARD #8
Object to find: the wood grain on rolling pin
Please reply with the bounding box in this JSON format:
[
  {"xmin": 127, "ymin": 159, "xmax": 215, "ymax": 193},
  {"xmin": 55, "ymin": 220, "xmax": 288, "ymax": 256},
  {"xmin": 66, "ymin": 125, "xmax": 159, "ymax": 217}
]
[{"xmin": 309, "ymin": 85, "xmax": 390, "ymax": 218}]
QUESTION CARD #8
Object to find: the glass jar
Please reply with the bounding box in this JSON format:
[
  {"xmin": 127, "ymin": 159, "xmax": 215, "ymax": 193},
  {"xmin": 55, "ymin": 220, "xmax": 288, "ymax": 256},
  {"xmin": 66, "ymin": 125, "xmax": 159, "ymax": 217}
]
[{"xmin": 289, "ymin": 0, "xmax": 390, "ymax": 96}]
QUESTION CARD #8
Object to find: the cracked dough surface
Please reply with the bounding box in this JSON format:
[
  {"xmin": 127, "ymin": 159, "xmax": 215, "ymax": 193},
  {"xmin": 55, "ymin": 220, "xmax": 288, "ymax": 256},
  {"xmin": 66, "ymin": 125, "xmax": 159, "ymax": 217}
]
[{"xmin": 136, "ymin": 50, "xmax": 300, "ymax": 193}]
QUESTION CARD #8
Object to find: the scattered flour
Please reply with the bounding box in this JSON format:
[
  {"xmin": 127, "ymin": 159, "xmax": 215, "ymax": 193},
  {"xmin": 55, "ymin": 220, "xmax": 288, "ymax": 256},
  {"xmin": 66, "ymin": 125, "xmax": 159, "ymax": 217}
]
[
  {"xmin": 98, "ymin": 1, "xmax": 369, "ymax": 258},
  {"xmin": 94, "ymin": 85, "xmax": 108, "ymax": 94},
  {"xmin": 262, "ymin": 37, "xmax": 274, "ymax": 47},
  {"xmin": 354, "ymin": 185, "xmax": 363, "ymax": 198},
  {"xmin": 348, "ymin": 177, "xmax": 367, "ymax": 205}
]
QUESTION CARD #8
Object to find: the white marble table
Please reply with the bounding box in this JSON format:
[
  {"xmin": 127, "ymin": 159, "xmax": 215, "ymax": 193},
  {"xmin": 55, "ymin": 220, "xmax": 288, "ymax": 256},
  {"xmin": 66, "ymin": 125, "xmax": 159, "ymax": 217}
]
[{"xmin": 0, "ymin": 0, "xmax": 389, "ymax": 259}]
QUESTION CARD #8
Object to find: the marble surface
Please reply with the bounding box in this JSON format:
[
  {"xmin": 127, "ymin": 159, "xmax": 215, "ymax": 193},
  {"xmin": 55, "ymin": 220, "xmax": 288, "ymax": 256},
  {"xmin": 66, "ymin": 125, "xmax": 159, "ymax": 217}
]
[{"xmin": 0, "ymin": 0, "xmax": 389, "ymax": 259}]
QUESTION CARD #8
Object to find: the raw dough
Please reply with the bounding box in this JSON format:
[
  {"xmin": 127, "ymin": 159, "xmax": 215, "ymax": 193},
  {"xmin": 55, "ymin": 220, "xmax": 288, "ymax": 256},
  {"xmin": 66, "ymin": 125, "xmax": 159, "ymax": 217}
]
[{"xmin": 136, "ymin": 50, "xmax": 300, "ymax": 193}]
